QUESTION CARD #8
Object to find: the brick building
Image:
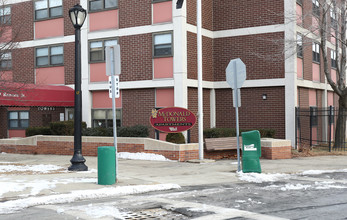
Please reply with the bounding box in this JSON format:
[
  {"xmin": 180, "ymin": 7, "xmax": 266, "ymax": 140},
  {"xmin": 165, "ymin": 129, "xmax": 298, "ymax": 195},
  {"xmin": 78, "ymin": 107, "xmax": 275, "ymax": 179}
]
[{"xmin": 0, "ymin": 0, "xmax": 338, "ymax": 147}]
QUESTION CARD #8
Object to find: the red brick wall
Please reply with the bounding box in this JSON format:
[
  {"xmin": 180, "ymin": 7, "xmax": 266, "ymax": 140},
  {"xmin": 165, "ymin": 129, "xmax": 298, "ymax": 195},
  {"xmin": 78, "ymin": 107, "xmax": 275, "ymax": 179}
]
[
  {"xmin": 119, "ymin": 34, "xmax": 153, "ymax": 81},
  {"xmin": 122, "ymin": 89, "xmax": 155, "ymax": 137},
  {"xmin": 64, "ymin": 42, "xmax": 75, "ymax": 85},
  {"xmin": 13, "ymin": 48, "xmax": 35, "ymax": 83},
  {"xmin": 213, "ymin": 32, "xmax": 285, "ymax": 81},
  {"xmin": 261, "ymin": 146, "xmax": 292, "ymax": 159},
  {"xmin": 212, "ymin": 0, "xmax": 284, "ymax": 31},
  {"xmin": 187, "ymin": 32, "xmax": 213, "ymax": 81},
  {"xmin": 29, "ymin": 107, "xmax": 65, "ymax": 127},
  {"xmin": 215, "ymin": 87, "xmax": 286, "ymax": 139},
  {"xmin": 12, "ymin": 1, "xmax": 34, "ymax": 42},
  {"xmin": 119, "ymin": 0, "xmax": 151, "ymax": 28},
  {"xmin": 188, "ymin": 88, "xmax": 211, "ymax": 143},
  {"xmin": 64, "ymin": 0, "xmax": 79, "ymax": 36},
  {"xmin": 0, "ymin": 140, "xmax": 199, "ymax": 162}
]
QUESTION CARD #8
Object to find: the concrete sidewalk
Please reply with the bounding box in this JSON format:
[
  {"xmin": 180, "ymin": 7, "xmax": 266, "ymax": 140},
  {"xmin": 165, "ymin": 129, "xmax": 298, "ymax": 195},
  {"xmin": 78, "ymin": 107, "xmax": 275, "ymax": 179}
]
[{"xmin": 0, "ymin": 153, "xmax": 347, "ymax": 201}]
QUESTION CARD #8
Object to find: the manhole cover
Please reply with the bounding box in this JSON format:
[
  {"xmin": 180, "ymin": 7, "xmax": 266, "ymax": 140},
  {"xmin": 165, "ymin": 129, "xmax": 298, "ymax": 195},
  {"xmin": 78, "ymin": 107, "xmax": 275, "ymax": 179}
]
[{"xmin": 119, "ymin": 208, "xmax": 189, "ymax": 220}]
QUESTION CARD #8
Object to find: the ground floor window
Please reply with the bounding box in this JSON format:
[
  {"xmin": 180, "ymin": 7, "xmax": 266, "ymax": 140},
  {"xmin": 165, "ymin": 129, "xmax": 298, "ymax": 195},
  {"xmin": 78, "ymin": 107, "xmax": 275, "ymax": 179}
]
[
  {"xmin": 8, "ymin": 111, "xmax": 29, "ymax": 129},
  {"xmin": 92, "ymin": 109, "xmax": 121, "ymax": 128}
]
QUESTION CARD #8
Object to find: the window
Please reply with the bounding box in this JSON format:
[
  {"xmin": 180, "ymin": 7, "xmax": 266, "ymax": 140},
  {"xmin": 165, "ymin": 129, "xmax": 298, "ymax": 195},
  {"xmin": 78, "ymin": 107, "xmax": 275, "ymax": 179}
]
[
  {"xmin": 312, "ymin": 0, "xmax": 320, "ymax": 16},
  {"xmin": 92, "ymin": 109, "xmax": 121, "ymax": 128},
  {"xmin": 330, "ymin": 8, "xmax": 337, "ymax": 30},
  {"xmin": 0, "ymin": 6, "xmax": 11, "ymax": 24},
  {"xmin": 8, "ymin": 111, "xmax": 29, "ymax": 129},
  {"xmin": 310, "ymin": 106, "xmax": 318, "ymax": 126},
  {"xmin": 35, "ymin": 45, "xmax": 63, "ymax": 67},
  {"xmin": 0, "ymin": 52, "xmax": 11, "ymax": 69},
  {"xmin": 34, "ymin": 0, "xmax": 62, "ymax": 20},
  {"xmin": 89, "ymin": 39, "xmax": 117, "ymax": 62},
  {"xmin": 153, "ymin": 32, "xmax": 172, "ymax": 57},
  {"xmin": 312, "ymin": 42, "xmax": 320, "ymax": 63},
  {"xmin": 89, "ymin": 0, "xmax": 118, "ymax": 11},
  {"xmin": 297, "ymin": 34, "xmax": 303, "ymax": 58},
  {"xmin": 331, "ymin": 50, "xmax": 337, "ymax": 69}
]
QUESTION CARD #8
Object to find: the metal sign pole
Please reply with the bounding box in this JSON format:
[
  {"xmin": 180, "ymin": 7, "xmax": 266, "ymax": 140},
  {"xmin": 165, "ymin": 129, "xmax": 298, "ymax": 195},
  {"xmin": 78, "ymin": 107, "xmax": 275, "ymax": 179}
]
[
  {"xmin": 110, "ymin": 47, "xmax": 118, "ymax": 181},
  {"xmin": 234, "ymin": 62, "xmax": 241, "ymax": 172}
]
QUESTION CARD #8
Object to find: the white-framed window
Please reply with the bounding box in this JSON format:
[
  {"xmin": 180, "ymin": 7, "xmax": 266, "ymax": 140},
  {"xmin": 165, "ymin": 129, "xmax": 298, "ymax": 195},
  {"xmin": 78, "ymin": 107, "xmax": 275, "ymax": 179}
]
[
  {"xmin": 34, "ymin": 0, "xmax": 62, "ymax": 20},
  {"xmin": 92, "ymin": 109, "xmax": 121, "ymax": 128},
  {"xmin": 0, "ymin": 52, "xmax": 11, "ymax": 70},
  {"xmin": 297, "ymin": 34, "xmax": 303, "ymax": 58},
  {"xmin": 330, "ymin": 8, "xmax": 337, "ymax": 29},
  {"xmin": 0, "ymin": 6, "xmax": 11, "ymax": 24},
  {"xmin": 312, "ymin": 0, "xmax": 320, "ymax": 16},
  {"xmin": 153, "ymin": 32, "xmax": 173, "ymax": 57},
  {"xmin": 89, "ymin": 0, "xmax": 118, "ymax": 12},
  {"xmin": 8, "ymin": 111, "xmax": 29, "ymax": 129},
  {"xmin": 89, "ymin": 39, "xmax": 117, "ymax": 62},
  {"xmin": 35, "ymin": 45, "xmax": 63, "ymax": 67},
  {"xmin": 331, "ymin": 50, "xmax": 337, "ymax": 69},
  {"xmin": 312, "ymin": 42, "xmax": 320, "ymax": 63}
]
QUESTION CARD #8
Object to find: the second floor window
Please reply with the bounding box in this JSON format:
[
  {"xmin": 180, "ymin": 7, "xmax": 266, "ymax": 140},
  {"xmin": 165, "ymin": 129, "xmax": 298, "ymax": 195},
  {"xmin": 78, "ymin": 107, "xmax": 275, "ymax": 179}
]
[
  {"xmin": 312, "ymin": 42, "xmax": 320, "ymax": 63},
  {"xmin": 89, "ymin": 39, "xmax": 117, "ymax": 62},
  {"xmin": 312, "ymin": 0, "xmax": 320, "ymax": 17},
  {"xmin": 35, "ymin": 0, "xmax": 62, "ymax": 20},
  {"xmin": 297, "ymin": 34, "xmax": 303, "ymax": 58},
  {"xmin": 331, "ymin": 50, "xmax": 337, "ymax": 69},
  {"xmin": 89, "ymin": 0, "xmax": 118, "ymax": 11},
  {"xmin": 153, "ymin": 33, "xmax": 172, "ymax": 57},
  {"xmin": 330, "ymin": 8, "xmax": 337, "ymax": 30},
  {"xmin": 36, "ymin": 45, "xmax": 63, "ymax": 67},
  {"xmin": 0, "ymin": 6, "xmax": 11, "ymax": 24}
]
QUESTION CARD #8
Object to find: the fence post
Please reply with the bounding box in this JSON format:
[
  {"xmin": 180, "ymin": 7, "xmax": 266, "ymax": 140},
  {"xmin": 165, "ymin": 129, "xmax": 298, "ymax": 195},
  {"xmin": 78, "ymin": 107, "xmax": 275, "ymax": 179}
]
[
  {"xmin": 310, "ymin": 107, "xmax": 313, "ymax": 148},
  {"xmin": 329, "ymin": 105, "xmax": 332, "ymax": 152},
  {"xmin": 295, "ymin": 107, "xmax": 298, "ymax": 149}
]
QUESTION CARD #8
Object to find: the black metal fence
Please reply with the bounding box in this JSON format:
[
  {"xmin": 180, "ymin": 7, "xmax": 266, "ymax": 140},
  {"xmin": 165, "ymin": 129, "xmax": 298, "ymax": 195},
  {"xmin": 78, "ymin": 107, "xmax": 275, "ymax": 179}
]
[{"xmin": 295, "ymin": 106, "xmax": 346, "ymax": 151}]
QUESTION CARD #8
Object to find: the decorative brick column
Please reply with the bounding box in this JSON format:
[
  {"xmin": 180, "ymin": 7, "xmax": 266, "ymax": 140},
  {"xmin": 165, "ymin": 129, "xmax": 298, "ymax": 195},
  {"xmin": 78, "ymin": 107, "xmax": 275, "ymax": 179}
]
[{"xmin": 261, "ymin": 138, "xmax": 292, "ymax": 160}]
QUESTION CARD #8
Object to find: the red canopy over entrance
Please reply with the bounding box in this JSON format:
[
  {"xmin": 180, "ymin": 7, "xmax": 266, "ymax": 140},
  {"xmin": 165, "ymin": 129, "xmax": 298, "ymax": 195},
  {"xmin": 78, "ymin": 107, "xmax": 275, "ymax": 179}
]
[{"xmin": 0, "ymin": 82, "xmax": 74, "ymax": 107}]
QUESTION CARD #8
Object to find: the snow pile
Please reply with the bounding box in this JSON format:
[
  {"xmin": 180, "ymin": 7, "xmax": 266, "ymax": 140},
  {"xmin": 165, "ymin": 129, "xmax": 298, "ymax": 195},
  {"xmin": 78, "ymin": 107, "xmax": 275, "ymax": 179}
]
[
  {"xmin": 0, "ymin": 183, "xmax": 181, "ymax": 214},
  {"xmin": 117, "ymin": 152, "xmax": 170, "ymax": 161},
  {"xmin": 0, "ymin": 164, "xmax": 64, "ymax": 173},
  {"xmin": 301, "ymin": 169, "xmax": 347, "ymax": 175},
  {"xmin": 237, "ymin": 171, "xmax": 290, "ymax": 183}
]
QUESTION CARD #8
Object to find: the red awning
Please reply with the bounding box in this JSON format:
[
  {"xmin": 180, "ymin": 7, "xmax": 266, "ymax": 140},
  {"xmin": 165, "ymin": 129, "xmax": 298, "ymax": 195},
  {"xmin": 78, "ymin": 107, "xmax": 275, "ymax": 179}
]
[{"xmin": 0, "ymin": 82, "xmax": 74, "ymax": 107}]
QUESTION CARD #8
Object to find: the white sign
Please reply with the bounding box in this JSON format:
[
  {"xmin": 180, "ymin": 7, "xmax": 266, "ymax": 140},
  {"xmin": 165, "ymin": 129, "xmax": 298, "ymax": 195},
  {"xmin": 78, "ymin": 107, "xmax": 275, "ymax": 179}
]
[
  {"xmin": 226, "ymin": 58, "xmax": 246, "ymax": 89},
  {"xmin": 106, "ymin": 45, "xmax": 121, "ymax": 76},
  {"xmin": 244, "ymin": 144, "xmax": 257, "ymax": 151},
  {"xmin": 109, "ymin": 75, "xmax": 120, "ymax": 98}
]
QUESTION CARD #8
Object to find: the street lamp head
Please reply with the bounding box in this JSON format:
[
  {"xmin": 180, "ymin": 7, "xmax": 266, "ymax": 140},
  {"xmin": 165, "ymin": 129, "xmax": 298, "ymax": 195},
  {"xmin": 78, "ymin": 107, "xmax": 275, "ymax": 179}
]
[{"xmin": 69, "ymin": 4, "xmax": 87, "ymax": 29}]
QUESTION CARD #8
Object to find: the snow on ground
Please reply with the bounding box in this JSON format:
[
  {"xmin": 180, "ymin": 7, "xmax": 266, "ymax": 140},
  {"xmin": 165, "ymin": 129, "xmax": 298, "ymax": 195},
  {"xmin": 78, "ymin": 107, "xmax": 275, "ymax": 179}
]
[
  {"xmin": 0, "ymin": 183, "xmax": 181, "ymax": 214},
  {"xmin": 237, "ymin": 171, "xmax": 291, "ymax": 183},
  {"xmin": 0, "ymin": 164, "xmax": 64, "ymax": 173},
  {"xmin": 117, "ymin": 152, "xmax": 170, "ymax": 161},
  {"xmin": 57, "ymin": 204, "xmax": 124, "ymax": 219},
  {"xmin": 301, "ymin": 169, "xmax": 347, "ymax": 175}
]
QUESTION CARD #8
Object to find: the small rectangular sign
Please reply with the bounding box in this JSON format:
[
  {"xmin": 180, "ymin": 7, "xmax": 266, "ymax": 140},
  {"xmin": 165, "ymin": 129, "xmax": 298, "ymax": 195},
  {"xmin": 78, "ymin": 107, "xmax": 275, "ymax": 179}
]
[
  {"xmin": 244, "ymin": 144, "xmax": 257, "ymax": 151},
  {"xmin": 109, "ymin": 75, "xmax": 120, "ymax": 98}
]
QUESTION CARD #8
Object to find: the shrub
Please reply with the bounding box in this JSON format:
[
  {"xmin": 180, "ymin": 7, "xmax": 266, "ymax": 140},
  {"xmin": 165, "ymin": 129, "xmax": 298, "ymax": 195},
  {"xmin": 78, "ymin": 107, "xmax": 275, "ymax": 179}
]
[
  {"xmin": 203, "ymin": 128, "xmax": 276, "ymax": 138},
  {"xmin": 26, "ymin": 127, "xmax": 51, "ymax": 136},
  {"xmin": 118, "ymin": 125, "xmax": 149, "ymax": 137},
  {"xmin": 50, "ymin": 121, "xmax": 87, "ymax": 135},
  {"xmin": 166, "ymin": 133, "xmax": 186, "ymax": 144},
  {"xmin": 82, "ymin": 127, "xmax": 113, "ymax": 137}
]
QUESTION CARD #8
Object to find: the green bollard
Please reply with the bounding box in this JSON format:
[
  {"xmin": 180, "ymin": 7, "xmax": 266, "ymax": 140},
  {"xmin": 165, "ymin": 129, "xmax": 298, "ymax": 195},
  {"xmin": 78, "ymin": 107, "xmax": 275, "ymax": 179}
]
[
  {"xmin": 98, "ymin": 146, "xmax": 116, "ymax": 185},
  {"xmin": 241, "ymin": 130, "xmax": 261, "ymax": 173}
]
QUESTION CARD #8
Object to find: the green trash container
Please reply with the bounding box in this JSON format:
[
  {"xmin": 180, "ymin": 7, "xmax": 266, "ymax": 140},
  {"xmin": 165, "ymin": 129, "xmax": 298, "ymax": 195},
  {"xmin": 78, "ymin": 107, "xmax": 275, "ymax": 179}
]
[
  {"xmin": 241, "ymin": 130, "xmax": 261, "ymax": 173},
  {"xmin": 98, "ymin": 146, "xmax": 116, "ymax": 185}
]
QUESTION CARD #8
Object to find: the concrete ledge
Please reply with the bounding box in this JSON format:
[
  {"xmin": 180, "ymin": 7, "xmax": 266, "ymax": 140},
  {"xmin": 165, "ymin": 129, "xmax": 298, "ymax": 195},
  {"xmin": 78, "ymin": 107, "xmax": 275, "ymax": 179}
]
[
  {"xmin": 261, "ymin": 138, "xmax": 292, "ymax": 160},
  {"xmin": 261, "ymin": 138, "xmax": 291, "ymax": 148}
]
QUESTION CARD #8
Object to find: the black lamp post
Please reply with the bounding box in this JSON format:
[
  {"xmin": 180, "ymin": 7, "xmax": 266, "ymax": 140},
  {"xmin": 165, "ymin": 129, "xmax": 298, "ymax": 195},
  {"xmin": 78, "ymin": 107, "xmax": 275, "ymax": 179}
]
[{"xmin": 68, "ymin": 4, "xmax": 88, "ymax": 171}]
